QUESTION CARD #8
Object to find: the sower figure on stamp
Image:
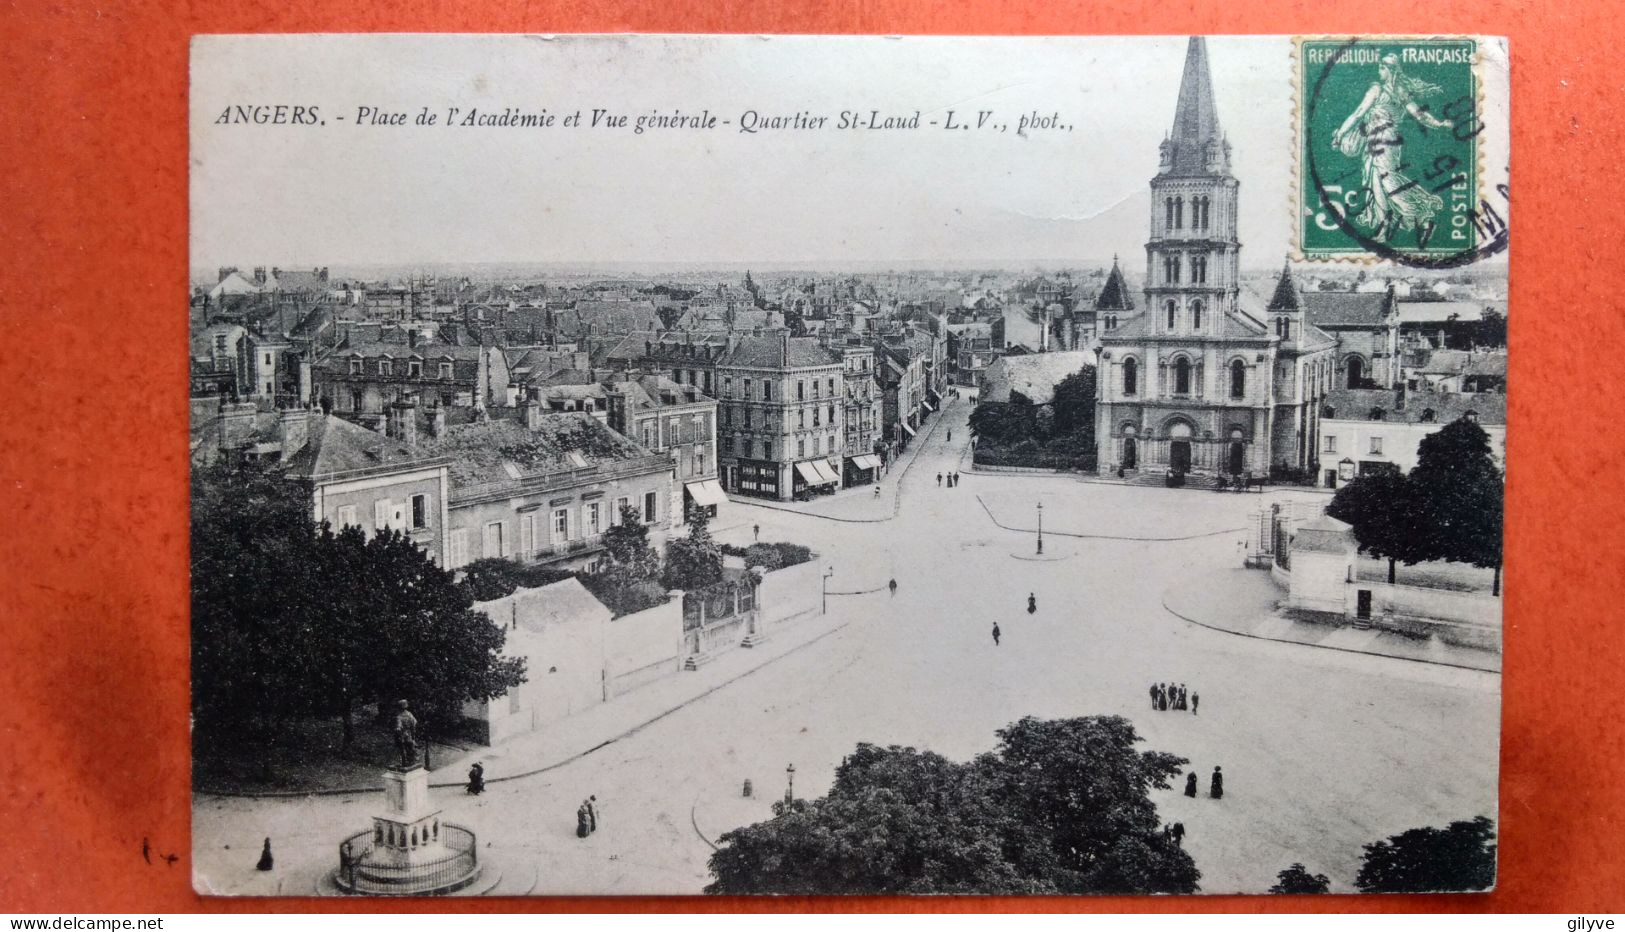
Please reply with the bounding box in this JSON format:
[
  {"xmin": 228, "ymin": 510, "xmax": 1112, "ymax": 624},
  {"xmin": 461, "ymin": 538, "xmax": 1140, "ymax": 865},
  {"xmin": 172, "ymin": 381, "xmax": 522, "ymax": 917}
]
[
  {"xmin": 393, "ymin": 699, "xmax": 419, "ymax": 769},
  {"xmin": 1330, "ymin": 54, "xmax": 1455, "ymax": 243}
]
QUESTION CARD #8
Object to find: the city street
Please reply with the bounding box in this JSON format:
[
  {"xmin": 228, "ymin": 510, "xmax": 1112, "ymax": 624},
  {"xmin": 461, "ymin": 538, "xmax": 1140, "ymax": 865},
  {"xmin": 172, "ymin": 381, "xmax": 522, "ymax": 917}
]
[{"xmin": 193, "ymin": 396, "xmax": 1500, "ymax": 896}]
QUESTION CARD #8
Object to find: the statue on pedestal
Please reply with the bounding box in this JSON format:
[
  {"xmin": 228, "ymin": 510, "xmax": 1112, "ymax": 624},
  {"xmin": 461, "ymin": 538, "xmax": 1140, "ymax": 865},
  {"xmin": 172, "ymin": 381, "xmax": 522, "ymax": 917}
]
[{"xmin": 393, "ymin": 699, "xmax": 419, "ymax": 769}]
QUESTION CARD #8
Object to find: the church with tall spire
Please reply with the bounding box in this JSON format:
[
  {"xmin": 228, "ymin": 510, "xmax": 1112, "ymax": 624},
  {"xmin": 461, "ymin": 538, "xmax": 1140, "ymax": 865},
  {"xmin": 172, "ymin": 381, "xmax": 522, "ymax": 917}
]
[{"xmin": 1095, "ymin": 37, "xmax": 1335, "ymax": 480}]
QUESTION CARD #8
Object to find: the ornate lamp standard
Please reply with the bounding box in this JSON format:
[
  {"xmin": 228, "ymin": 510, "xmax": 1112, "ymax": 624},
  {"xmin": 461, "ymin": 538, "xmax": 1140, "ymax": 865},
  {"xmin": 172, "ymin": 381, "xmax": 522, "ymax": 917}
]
[
  {"xmin": 1036, "ymin": 502, "xmax": 1044, "ymax": 555},
  {"xmin": 785, "ymin": 763, "xmax": 796, "ymax": 805}
]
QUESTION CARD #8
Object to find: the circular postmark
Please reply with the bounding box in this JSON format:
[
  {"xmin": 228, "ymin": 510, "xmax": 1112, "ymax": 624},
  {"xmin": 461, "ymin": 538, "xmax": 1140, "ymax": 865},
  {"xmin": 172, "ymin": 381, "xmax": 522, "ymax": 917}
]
[{"xmin": 1303, "ymin": 37, "xmax": 1508, "ymax": 269}]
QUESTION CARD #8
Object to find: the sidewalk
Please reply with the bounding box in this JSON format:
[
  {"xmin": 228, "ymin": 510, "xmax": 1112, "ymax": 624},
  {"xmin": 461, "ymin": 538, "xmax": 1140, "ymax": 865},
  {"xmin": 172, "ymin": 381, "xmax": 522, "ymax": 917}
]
[
  {"xmin": 1161, "ymin": 567, "xmax": 1502, "ymax": 673},
  {"xmin": 197, "ymin": 600, "xmax": 863, "ymax": 800},
  {"xmin": 732, "ymin": 396, "xmax": 961, "ymax": 524}
]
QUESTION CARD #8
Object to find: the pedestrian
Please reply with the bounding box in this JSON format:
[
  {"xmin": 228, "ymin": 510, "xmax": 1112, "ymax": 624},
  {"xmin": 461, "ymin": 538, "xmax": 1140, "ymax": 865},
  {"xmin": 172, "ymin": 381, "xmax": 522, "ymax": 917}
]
[
  {"xmin": 1171, "ymin": 822, "xmax": 1185, "ymax": 845},
  {"xmin": 1192, "ymin": 692, "xmax": 1199, "ymax": 715},
  {"xmin": 953, "ymin": 471, "xmax": 960, "ymax": 485},
  {"xmin": 1210, "ymin": 766, "xmax": 1224, "ymax": 800},
  {"xmin": 1149, "ymin": 683, "xmax": 1159, "ymax": 710},
  {"xmin": 888, "ymin": 578, "xmax": 898, "ymax": 596},
  {"xmin": 588, "ymin": 795, "xmax": 599, "ymax": 832},
  {"xmin": 937, "ymin": 472, "xmax": 943, "ymax": 486},
  {"xmin": 256, "ymin": 837, "xmax": 274, "ymax": 871},
  {"xmin": 991, "ymin": 622, "xmax": 1001, "ymax": 646},
  {"xmin": 874, "ymin": 485, "xmax": 881, "ymax": 497},
  {"xmin": 753, "ymin": 523, "xmax": 760, "ymax": 541},
  {"xmin": 947, "ymin": 429, "xmax": 952, "ymax": 442},
  {"xmin": 576, "ymin": 801, "xmax": 591, "ymax": 839},
  {"xmin": 1184, "ymin": 772, "xmax": 1198, "ymax": 797},
  {"xmin": 1027, "ymin": 593, "xmax": 1037, "ymax": 614},
  {"xmin": 466, "ymin": 761, "xmax": 485, "ymax": 795},
  {"xmin": 1158, "ymin": 684, "xmax": 1168, "ymax": 711},
  {"xmin": 1177, "ymin": 685, "xmax": 1188, "ymax": 711}
]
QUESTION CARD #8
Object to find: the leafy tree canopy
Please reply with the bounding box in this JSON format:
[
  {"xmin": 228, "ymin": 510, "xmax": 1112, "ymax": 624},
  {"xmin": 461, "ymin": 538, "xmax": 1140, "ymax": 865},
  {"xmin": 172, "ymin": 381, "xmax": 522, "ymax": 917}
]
[
  {"xmin": 706, "ymin": 716, "xmax": 1199, "ymax": 895},
  {"xmin": 1355, "ymin": 816, "xmax": 1496, "ymax": 893},
  {"xmin": 1269, "ymin": 863, "xmax": 1331, "ymax": 894},
  {"xmin": 191, "ymin": 463, "xmax": 526, "ymax": 746}
]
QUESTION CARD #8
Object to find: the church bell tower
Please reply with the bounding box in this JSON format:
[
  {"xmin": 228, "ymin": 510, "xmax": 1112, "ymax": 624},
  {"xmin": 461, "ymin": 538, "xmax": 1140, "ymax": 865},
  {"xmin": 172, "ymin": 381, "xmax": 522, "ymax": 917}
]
[{"xmin": 1146, "ymin": 36, "xmax": 1240, "ymax": 341}]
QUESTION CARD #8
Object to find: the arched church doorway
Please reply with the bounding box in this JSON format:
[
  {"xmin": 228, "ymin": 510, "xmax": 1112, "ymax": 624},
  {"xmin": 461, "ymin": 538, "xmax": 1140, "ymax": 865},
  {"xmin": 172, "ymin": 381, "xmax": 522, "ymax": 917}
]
[
  {"xmin": 1168, "ymin": 421, "xmax": 1193, "ymax": 473},
  {"xmin": 1228, "ymin": 427, "xmax": 1245, "ymax": 474},
  {"xmin": 1123, "ymin": 437, "xmax": 1138, "ymax": 469},
  {"xmin": 1346, "ymin": 356, "xmax": 1365, "ymax": 389}
]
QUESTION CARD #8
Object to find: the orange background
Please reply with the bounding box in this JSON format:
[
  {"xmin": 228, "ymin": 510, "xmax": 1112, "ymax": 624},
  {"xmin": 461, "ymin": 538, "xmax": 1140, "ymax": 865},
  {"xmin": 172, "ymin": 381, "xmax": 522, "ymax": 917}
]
[{"xmin": 1, "ymin": 0, "xmax": 1619, "ymax": 914}]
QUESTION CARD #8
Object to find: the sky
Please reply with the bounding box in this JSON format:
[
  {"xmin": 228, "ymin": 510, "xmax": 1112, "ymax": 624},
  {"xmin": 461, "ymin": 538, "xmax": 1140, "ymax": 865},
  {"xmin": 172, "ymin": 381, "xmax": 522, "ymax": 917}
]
[{"xmin": 190, "ymin": 35, "xmax": 1307, "ymax": 272}]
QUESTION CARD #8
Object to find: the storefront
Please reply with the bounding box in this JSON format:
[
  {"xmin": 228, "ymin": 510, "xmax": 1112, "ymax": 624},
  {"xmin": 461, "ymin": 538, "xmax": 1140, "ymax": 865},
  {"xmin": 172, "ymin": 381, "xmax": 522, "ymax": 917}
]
[
  {"xmin": 729, "ymin": 460, "xmax": 781, "ymax": 500},
  {"xmin": 792, "ymin": 459, "xmax": 840, "ymax": 499},
  {"xmin": 683, "ymin": 477, "xmax": 728, "ymax": 517},
  {"xmin": 844, "ymin": 453, "xmax": 883, "ymax": 486}
]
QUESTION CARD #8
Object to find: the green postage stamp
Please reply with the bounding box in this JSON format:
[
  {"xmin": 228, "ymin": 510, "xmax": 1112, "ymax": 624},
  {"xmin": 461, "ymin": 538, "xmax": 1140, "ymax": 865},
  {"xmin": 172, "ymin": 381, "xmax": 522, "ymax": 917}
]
[{"xmin": 1296, "ymin": 37, "xmax": 1490, "ymax": 263}]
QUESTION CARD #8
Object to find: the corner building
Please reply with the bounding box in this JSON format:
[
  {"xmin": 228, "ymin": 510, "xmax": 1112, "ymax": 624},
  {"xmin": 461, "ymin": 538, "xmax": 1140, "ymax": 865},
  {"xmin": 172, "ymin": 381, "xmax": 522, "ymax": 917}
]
[{"xmin": 1096, "ymin": 37, "xmax": 1334, "ymax": 479}]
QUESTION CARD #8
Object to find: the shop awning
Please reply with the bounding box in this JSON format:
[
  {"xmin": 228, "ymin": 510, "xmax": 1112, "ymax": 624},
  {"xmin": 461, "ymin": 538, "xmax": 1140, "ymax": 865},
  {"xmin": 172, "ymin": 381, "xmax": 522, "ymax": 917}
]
[
  {"xmin": 684, "ymin": 479, "xmax": 729, "ymax": 507},
  {"xmin": 849, "ymin": 454, "xmax": 883, "ymax": 471},
  {"xmin": 901, "ymin": 423, "xmax": 916, "ymax": 437},
  {"xmin": 923, "ymin": 399, "xmax": 936, "ymax": 411},
  {"xmin": 795, "ymin": 461, "xmax": 825, "ymax": 485},
  {"xmin": 796, "ymin": 461, "xmax": 838, "ymax": 485}
]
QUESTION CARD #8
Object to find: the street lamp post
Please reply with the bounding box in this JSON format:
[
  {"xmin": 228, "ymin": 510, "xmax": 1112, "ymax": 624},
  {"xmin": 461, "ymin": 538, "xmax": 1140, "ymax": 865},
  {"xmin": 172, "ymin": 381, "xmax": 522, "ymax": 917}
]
[
  {"xmin": 822, "ymin": 566, "xmax": 834, "ymax": 614},
  {"xmin": 1036, "ymin": 502, "xmax": 1044, "ymax": 555},
  {"xmin": 785, "ymin": 763, "xmax": 796, "ymax": 806}
]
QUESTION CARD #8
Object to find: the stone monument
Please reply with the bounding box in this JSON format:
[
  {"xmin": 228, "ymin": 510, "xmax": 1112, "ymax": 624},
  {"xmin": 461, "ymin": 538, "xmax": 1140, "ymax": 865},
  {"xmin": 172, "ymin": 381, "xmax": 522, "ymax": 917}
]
[{"xmin": 326, "ymin": 699, "xmax": 488, "ymax": 895}]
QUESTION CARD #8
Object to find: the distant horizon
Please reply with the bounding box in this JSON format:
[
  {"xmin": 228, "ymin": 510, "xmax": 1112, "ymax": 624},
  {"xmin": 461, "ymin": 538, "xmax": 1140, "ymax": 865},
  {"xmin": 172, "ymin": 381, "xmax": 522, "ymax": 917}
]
[{"xmin": 191, "ymin": 257, "xmax": 1502, "ymax": 287}]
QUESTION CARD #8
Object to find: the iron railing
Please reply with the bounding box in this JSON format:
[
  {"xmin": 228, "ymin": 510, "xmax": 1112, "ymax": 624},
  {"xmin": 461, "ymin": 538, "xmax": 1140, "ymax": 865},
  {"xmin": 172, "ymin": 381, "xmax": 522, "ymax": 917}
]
[{"xmin": 335, "ymin": 823, "xmax": 479, "ymax": 896}]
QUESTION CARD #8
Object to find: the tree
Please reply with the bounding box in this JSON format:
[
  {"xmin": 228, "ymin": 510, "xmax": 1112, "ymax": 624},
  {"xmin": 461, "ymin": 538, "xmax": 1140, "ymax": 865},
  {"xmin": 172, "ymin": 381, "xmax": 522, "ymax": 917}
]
[
  {"xmin": 458, "ymin": 557, "xmax": 527, "ymax": 602},
  {"xmin": 602, "ymin": 504, "xmax": 658, "ymax": 577},
  {"xmin": 969, "ymin": 399, "xmax": 1035, "ymax": 447},
  {"xmin": 706, "ymin": 716, "xmax": 1198, "ymax": 895},
  {"xmin": 1410, "ymin": 417, "xmax": 1505, "ymax": 594},
  {"xmin": 1326, "ymin": 470, "xmax": 1425, "ymax": 583},
  {"xmin": 1269, "ymin": 863, "xmax": 1331, "ymax": 894},
  {"xmin": 662, "ymin": 505, "xmax": 723, "ymax": 591},
  {"xmin": 1051, "ymin": 366, "xmax": 1097, "ymax": 437},
  {"xmin": 191, "ymin": 462, "xmax": 527, "ymax": 759},
  {"xmin": 1354, "ymin": 816, "xmax": 1496, "ymax": 893},
  {"xmin": 1474, "ymin": 309, "xmax": 1507, "ymax": 348}
]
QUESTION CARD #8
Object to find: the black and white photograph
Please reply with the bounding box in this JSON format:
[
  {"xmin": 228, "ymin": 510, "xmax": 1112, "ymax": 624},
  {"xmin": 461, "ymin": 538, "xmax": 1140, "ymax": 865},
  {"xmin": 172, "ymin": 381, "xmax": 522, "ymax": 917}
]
[{"xmin": 187, "ymin": 33, "xmax": 1509, "ymax": 897}]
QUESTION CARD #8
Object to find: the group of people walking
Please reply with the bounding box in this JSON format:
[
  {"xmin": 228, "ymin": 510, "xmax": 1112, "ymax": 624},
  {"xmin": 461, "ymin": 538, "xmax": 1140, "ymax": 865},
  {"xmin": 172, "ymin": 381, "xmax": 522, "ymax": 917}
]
[
  {"xmin": 575, "ymin": 795, "xmax": 600, "ymax": 838},
  {"xmin": 1184, "ymin": 766, "xmax": 1224, "ymax": 800},
  {"xmin": 937, "ymin": 471, "xmax": 961, "ymax": 488},
  {"xmin": 1150, "ymin": 681, "xmax": 1197, "ymax": 715}
]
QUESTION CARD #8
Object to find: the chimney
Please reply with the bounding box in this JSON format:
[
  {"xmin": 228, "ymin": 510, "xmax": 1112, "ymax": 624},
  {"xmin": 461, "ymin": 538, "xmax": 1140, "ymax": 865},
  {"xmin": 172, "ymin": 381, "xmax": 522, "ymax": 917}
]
[
  {"xmin": 428, "ymin": 403, "xmax": 447, "ymax": 438},
  {"xmin": 782, "ymin": 328, "xmax": 791, "ymax": 361},
  {"xmin": 252, "ymin": 267, "xmax": 267, "ymax": 286},
  {"xmin": 278, "ymin": 407, "xmax": 310, "ymax": 457},
  {"xmin": 218, "ymin": 400, "xmax": 258, "ymax": 451},
  {"xmin": 519, "ymin": 397, "xmax": 543, "ymax": 431},
  {"xmin": 217, "ymin": 266, "xmax": 237, "ymax": 284},
  {"xmin": 386, "ymin": 398, "xmax": 417, "ymax": 447}
]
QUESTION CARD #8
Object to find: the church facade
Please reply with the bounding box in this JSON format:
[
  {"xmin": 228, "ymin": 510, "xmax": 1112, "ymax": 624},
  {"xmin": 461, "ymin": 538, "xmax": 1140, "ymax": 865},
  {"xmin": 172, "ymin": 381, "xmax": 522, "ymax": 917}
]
[{"xmin": 1095, "ymin": 37, "xmax": 1336, "ymax": 480}]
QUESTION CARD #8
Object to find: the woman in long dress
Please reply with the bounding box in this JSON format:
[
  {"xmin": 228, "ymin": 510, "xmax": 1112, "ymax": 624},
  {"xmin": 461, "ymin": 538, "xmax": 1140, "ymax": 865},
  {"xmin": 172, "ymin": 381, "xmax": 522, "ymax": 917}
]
[{"xmin": 1330, "ymin": 54, "xmax": 1455, "ymax": 243}]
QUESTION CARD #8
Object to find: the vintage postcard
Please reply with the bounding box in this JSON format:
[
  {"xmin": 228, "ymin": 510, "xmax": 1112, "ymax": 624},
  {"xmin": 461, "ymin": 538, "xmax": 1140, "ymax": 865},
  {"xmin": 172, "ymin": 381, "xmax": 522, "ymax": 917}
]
[{"xmin": 188, "ymin": 34, "xmax": 1509, "ymax": 896}]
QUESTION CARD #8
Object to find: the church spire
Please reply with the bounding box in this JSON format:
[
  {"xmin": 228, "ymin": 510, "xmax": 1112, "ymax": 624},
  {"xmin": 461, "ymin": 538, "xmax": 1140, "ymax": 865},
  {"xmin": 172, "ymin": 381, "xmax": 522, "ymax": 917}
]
[
  {"xmin": 1095, "ymin": 255, "xmax": 1134, "ymax": 311},
  {"xmin": 1163, "ymin": 37, "xmax": 1228, "ymax": 176},
  {"xmin": 1267, "ymin": 258, "xmax": 1302, "ymax": 311}
]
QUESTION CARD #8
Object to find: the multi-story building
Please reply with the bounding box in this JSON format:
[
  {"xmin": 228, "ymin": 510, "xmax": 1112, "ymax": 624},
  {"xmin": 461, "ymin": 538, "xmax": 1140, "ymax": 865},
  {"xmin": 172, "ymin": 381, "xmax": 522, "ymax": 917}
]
[
  {"xmin": 829, "ymin": 336, "xmax": 884, "ymax": 486},
  {"xmin": 1094, "ymin": 36, "xmax": 1336, "ymax": 480},
  {"xmin": 875, "ymin": 327, "xmax": 940, "ymax": 452},
  {"xmin": 315, "ymin": 333, "xmax": 511, "ymax": 420},
  {"xmin": 419, "ymin": 403, "xmax": 677, "ymax": 572},
  {"xmin": 191, "ymin": 400, "xmax": 453, "ymax": 565},
  {"xmin": 714, "ymin": 332, "xmax": 847, "ymax": 501},
  {"xmin": 605, "ymin": 375, "xmax": 725, "ymax": 517},
  {"xmin": 1316, "ymin": 389, "xmax": 1506, "ymax": 489}
]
